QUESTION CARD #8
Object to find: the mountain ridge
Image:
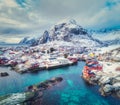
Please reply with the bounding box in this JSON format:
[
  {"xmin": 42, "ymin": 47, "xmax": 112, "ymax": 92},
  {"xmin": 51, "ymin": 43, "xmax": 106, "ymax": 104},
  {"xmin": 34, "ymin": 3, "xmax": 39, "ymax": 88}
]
[{"xmin": 19, "ymin": 19, "xmax": 107, "ymax": 47}]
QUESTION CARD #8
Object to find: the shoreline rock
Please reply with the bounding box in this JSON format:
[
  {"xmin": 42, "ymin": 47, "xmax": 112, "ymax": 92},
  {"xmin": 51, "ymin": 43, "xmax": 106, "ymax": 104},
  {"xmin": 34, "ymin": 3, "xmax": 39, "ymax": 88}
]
[
  {"xmin": 0, "ymin": 72, "xmax": 9, "ymax": 77},
  {"xmin": 0, "ymin": 77, "xmax": 63, "ymax": 104},
  {"xmin": 82, "ymin": 56, "xmax": 120, "ymax": 99},
  {"xmin": 82, "ymin": 68, "xmax": 120, "ymax": 98}
]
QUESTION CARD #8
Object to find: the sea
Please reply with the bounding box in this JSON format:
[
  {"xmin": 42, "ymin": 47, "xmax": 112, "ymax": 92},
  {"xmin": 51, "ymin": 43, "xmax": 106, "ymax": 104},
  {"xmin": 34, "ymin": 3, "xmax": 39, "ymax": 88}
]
[{"xmin": 0, "ymin": 62, "xmax": 120, "ymax": 105}]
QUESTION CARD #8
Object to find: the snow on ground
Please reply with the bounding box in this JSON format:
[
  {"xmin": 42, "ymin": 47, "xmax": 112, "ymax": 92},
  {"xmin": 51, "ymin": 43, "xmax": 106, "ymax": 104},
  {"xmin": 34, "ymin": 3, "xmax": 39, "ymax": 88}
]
[
  {"xmin": 96, "ymin": 45, "xmax": 120, "ymax": 54},
  {"xmin": 0, "ymin": 93, "xmax": 26, "ymax": 105},
  {"xmin": 92, "ymin": 30, "xmax": 120, "ymax": 41},
  {"xmin": 100, "ymin": 61, "xmax": 120, "ymax": 75},
  {"xmin": 96, "ymin": 44, "xmax": 120, "ymax": 75}
]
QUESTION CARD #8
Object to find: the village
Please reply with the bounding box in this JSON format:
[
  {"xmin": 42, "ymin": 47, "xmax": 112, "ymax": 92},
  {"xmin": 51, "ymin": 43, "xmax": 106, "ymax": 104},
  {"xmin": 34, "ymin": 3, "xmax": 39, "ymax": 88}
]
[
  {"xmin": 82, "ymin": 47, "xmax": 120, "ymax": 98},
  {"xmin": 0, "ymin": 42, "xmax": 88, "ymax": 74},
  {"xmin": 0, "ymin": 41, "xmax": 120, "ymax": 100}
]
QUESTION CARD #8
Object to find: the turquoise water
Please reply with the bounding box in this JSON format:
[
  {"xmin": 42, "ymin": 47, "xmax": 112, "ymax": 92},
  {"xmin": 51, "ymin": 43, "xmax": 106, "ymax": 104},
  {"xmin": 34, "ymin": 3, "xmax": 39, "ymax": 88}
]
[{"xmin": 0, "ymin": 62, "xmax": 120, "ymax": 105}]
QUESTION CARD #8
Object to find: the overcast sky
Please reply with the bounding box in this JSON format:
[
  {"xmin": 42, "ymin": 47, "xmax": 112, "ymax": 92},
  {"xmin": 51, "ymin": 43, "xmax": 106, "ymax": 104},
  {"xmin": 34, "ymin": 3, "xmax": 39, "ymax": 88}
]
[{"xmin": 0, "ymin": 0, "xmax": 120, "ymax": 43}]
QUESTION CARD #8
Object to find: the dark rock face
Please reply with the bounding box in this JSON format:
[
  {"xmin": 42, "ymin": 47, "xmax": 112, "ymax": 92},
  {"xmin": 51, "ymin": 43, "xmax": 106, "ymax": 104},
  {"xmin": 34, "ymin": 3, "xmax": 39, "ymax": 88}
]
[
  {"xmin": 19, "ymin": 19, "xmax": 105, "ymax": 47},
  {"xmin": 49, "ymin": 20, "xmax": 89, "ymax": 42},
  {"xmin": 37, "ymin": 30, "xmax": 50, "ymax": 44},
  {"xmin": 42, "ymin": 20, "xmax": 105, "ymax": 47},
  {"xmin": 27, "ymin": 77, "xmax": 63, "ymax": 92},
  {"xmin": 70, "ymin": 27, "xmax": 87, "ymax": 35},
  {"xmin": 70, "ymin": 28, "xmax": 80, "ymax": 35}
]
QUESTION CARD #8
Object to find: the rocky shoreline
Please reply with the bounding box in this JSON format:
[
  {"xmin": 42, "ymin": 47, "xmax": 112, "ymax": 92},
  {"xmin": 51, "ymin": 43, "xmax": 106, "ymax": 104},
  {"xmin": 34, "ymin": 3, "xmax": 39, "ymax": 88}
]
[
  {"xmin": 82, "ymin": 60, "xmax": 120, "ymax": 99},
  {"xmin": 0, "ymin": 77, "xmax": 63, "ymax": 105},
  {"xmin": 83, "ymin": 70, "xmax": 120, "ymax": 98},
  {"xmin": 82, "ymin": 47, "xmax": 120, "ymax": 99},
  {"xmin": 0, "ymin": 72, "xmax": 9, "ymax": 77}
]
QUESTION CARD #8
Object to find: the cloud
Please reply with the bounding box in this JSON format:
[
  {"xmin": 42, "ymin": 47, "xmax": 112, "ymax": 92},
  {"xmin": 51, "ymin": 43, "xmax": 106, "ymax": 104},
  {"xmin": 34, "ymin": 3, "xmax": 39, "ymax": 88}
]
[
  {"xmin": 0, "ymin": 36, "xmax": 21, "ymax": 43},
  {"xmin": 0, "ymin": 17, "xmax": 28, "ymax": 28},
  {"xmin": 0, "ymin": 0, "xmax": 120, "ymax": 43},
  {"xmin": 86, "ymin": 1, "xmax": 120, "ymax": 29},
  {"xmin": 0, "ymin": 0, "xmax": 18, "ymax": 8}
]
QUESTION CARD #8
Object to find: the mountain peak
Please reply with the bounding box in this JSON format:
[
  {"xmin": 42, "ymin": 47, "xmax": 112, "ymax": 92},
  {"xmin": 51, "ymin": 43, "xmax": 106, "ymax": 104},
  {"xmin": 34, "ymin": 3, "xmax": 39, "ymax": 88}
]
[
  {"xmin": 56, "ymin": 19, "xmax": 77, "ymax": 26},
  {"xmin": 50, "ymin": 19, "xmax": 82, "ymax": 34},
  {"xmin": 69, "ymin": 19, "xmax": 77, "ymax": 24},
  {"xmin": 19, "ymin": 19, "xmax": 106, "ymax": 47}
]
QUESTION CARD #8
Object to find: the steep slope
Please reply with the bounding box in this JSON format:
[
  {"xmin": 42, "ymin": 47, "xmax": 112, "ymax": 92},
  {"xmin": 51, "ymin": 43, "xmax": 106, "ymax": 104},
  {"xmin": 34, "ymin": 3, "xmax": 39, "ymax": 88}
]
[
  {"xmin": 36, "ymin": 30, "xmax": 50, "ymax": 45},
  {"xmin": 42, "ymin": 19, "xmax": 105, "ymax": 47},
  {"xmin": 19, "ymin": 37, "xmax": 36, "ymax": 45},
  {"xmin": 19, "ymin": 31, "xmax": 50, "ymax": 45},
  {"xmin": 19, "ymin": 19, "xmax": 105, "ymax": 47},
  {"xmin": 19, "ymin": 37, "xmax": 29, "ymax": 44}
]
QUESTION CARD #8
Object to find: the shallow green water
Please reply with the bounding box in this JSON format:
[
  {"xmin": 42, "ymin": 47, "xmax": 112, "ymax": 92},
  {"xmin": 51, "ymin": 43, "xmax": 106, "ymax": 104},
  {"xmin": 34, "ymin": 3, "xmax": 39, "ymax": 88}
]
[{"xmin": 0, "ymin": 62, "xmax": 120, "ymax": 105}]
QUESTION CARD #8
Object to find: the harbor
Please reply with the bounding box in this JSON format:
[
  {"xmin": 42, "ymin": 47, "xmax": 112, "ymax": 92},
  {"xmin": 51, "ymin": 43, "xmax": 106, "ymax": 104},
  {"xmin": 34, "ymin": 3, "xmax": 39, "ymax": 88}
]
[
  {"xmin": 82, "ymin": 47, "xmax": 120, "ymax": 99},
  {"xmin": 0, "ymin": 42, "xmax": 81, "ymax": 74},
  {"xmin": 0, "ymin": 62, "xmax": 120, "ymax": 105},
  {"xmin": 0, "ymin": 0, "xmax": 120, "ymax": 104}
]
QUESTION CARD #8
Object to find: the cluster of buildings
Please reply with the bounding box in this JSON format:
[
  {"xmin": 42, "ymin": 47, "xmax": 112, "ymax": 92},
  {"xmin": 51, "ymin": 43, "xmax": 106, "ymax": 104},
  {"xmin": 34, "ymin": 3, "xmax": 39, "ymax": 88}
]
[{"xmin": 0, "ymin": 42, "xmax": 89, "ymax": 73}]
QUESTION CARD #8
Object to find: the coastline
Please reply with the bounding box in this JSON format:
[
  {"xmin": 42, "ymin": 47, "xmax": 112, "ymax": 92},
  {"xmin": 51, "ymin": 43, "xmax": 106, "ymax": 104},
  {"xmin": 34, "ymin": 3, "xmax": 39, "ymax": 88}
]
[
  {"xmin": 0, "ymin": 44, "xmax": 120, "ymax": 104},
  {"xmin": 82, "ymin": 47, "xmax": 120, "ymax": 99}
]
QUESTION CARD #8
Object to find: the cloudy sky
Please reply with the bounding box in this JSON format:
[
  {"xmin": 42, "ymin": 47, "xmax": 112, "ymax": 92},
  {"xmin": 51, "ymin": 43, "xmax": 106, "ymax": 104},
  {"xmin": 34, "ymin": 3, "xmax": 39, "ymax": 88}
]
[{"xmin": 0, "ymin": 0, "xmax": 120, "ymax": 43}]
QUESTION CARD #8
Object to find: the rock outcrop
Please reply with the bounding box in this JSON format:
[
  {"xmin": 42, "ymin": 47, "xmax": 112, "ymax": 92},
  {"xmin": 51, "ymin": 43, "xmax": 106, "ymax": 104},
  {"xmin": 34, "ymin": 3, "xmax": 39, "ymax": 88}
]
[
  {"xmin": 0, "ymin": 77, "xmax": 63, "ymax": 104},
  {"xmin": 83, "ymin": 70, "xmax": 120, "ymax": 98},
  {"xmin": 0, "ymin": 72, "xmax": 9, "ymax": 77}
]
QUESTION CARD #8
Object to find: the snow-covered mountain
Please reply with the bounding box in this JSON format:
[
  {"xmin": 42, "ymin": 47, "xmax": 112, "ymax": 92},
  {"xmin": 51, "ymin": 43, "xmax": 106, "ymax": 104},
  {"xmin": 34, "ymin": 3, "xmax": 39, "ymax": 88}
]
[
  {"xmin": 19, "ymin": 31, "xmax": 50, "ymax": 45},
  {"xmin": 36, "ymin": 30, "xmax": 50, "ymax": 45},
  {"xmin": 19, "ymin": 19, "xmax": 106, "ymax": 47},
  {"xmin": 19, "ymin": 37, "xmax": 36, "ymax": 45},
  {"xmin": 91, "ymin": 29, "xmax": 120, "ymax": 46},
  {"xmin": 104, "ymin": 38, "xmax": 120, "ymax": 46}
]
